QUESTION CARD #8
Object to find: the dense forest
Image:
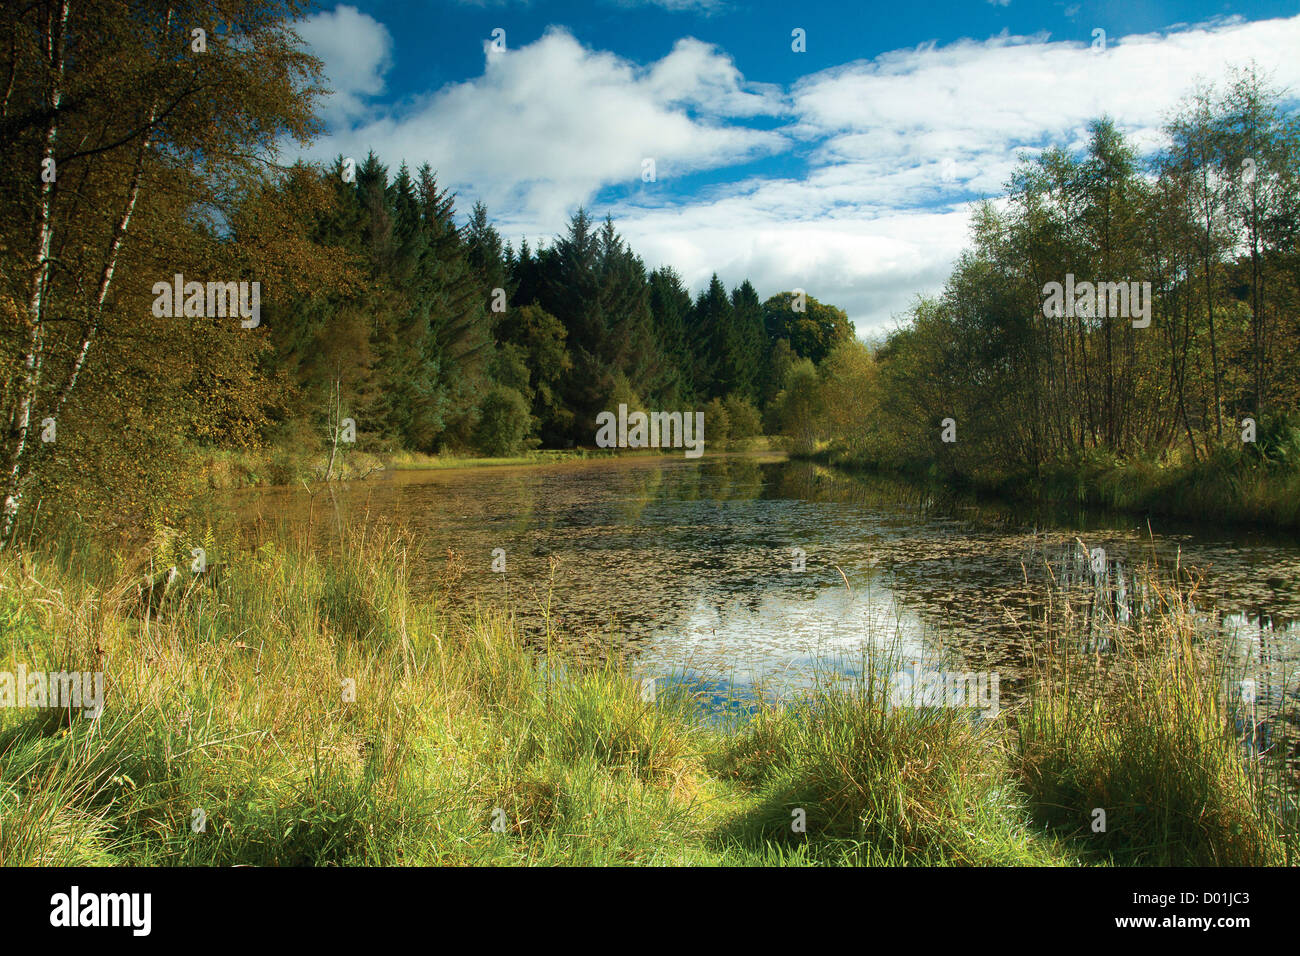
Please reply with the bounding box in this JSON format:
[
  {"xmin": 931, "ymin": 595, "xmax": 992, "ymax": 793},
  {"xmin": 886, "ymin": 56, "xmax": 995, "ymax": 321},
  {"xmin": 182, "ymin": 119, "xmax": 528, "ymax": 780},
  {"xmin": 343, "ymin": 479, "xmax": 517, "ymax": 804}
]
[{"xmin": 259, "ymin": 156, "xmax": 852, "ymax": 458}]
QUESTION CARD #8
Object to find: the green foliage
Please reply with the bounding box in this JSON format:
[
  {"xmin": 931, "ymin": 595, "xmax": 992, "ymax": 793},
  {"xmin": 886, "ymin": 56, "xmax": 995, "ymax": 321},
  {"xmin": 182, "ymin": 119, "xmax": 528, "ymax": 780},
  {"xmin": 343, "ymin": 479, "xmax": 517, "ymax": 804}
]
[
  {"xmin": 703, "ymin": 397, "xmax": 731, "ymax": 447},
  {"xmin": 723, "ymin": 394, "xmax": 763, "ymax": 441},
  {"xmin": 1246, "ymin": 410, "xmax": 1300, "ymax": 467},
  {"xmin": 816, "ymin": 339, "xmax": 878, "ymax": 453},
  {"xmin": 762, "ymin": 292, "xmax": 854, "ymax": 366},
  {"xmin": 474, "ymin": 386, "xmax": 533, "ymax": 457},
  {"xmin": 767, "ymin": 358, "xmax": 824, "ymax": 455},
  {"xmin": 495, "ymin": 304, "xmax": 572, "ymax": 445},
  {"xmin": 648, "ymin": 267, "xmax": 696, "ymax": 404},
  {"xmin": 266, "ymin": 156, "xmax": 492, "ymax": 456}
]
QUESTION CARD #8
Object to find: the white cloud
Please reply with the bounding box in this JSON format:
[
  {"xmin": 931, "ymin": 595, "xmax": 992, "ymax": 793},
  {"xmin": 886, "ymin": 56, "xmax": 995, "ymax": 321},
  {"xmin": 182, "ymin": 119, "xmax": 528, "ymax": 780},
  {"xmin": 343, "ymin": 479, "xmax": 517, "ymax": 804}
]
[
  {"xmin": 299, "ymin": 13, "xmax": 1300, "ymax": 335},
  {"xmin": 303, "ymin": 27, "xmax": 785, "ymax": 226},
  {"xmin": 646, "ymin": 37, "xmax": 784, "ymax": 117},
  {"xmin": 618, "ymin": 201, "xmax": 972, "ymax": 334},
  {"xmin": 296, "ymin": 5, "xmax": 393, "ymax": 125},
  {"xmin": 644, "ymin": 15, "xmax": 1300, "ymax": 332}
]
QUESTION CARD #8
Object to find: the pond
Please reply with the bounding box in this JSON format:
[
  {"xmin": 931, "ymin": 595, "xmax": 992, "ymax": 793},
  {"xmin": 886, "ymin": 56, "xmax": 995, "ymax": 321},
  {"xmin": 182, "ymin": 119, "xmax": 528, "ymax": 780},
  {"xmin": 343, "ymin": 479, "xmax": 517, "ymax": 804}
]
[{"xmin": 234, "ymin": 453, "xmax": 1300, "ymax": 728}]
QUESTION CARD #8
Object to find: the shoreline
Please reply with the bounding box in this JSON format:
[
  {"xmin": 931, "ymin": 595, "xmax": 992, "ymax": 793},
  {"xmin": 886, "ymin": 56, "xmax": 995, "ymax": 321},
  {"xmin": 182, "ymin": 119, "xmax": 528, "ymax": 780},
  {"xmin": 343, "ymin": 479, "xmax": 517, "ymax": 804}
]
[
  {"xmin": 199, "ymin": 440, "xmax": 782, "ymax": 490},
  {"xmin": 797, "ymin": 449, "xmax": 1300, "ymax": 535}
]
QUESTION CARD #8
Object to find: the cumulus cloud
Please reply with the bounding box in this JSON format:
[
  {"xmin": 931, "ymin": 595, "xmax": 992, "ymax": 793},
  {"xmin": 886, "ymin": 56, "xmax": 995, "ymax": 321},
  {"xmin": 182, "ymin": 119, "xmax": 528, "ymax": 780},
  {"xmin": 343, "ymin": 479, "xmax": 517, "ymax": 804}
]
[
  {"xmin": 303, "ymin": 28, "xmax": 784, "ymax": 226},
  {"xmin": 636, "ymin": 15, "xmax": 1300, "ymax": 332},
  {"xmin": 646, "ymin": 37, "xmax": 784, "ymax": 117},
  {"xmin": 617, "ymin": 201, "xmax": 972, "ymax": 336},
  {"xmin": 298, "ymin": 13, "xmax": 1300, "ymax": 334},
  {"xmin": 296, "ymin": 5, "xmax": 393, "ymax": 125}
]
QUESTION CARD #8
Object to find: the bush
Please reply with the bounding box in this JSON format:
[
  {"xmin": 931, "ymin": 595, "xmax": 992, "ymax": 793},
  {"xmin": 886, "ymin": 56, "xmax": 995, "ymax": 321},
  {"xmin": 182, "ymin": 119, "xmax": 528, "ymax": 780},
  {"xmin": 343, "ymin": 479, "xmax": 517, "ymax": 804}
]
[
  {"xmin": 474, "ymin": 386, "xmax": 532, "ymax": 457},
  {"xmin": 723, "ymin": 394, "xmax": 762, "ymax": 441},
  {"xmin": 703, "ymin": 397, "xmax": 730, "ymax": 447},
  {"xmin": 768, "ymin": 359, "xmax": 823, "ymax": 455},
  {"xmin": 1246, "ymin": 410, "xmax": 1300, "ymax": 468}
]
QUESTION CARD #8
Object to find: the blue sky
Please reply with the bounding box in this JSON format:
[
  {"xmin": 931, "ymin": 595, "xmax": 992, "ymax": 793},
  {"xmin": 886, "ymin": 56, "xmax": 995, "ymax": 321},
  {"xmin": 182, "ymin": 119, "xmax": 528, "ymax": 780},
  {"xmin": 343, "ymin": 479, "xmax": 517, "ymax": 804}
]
[{"xmin": 292, "ymin": 0, "xmax": 1300, "ymax": 334}]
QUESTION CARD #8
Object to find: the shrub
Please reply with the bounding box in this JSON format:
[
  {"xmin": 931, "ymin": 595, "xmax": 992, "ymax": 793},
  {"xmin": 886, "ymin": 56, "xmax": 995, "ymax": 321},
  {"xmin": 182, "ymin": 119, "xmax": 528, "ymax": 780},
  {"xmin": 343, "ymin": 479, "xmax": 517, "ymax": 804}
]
[
  {"xmin": 703, "ymin": 397, "xmax": 731, "ymax": 448},
  {"xmin": 474, "ymin": 386, "xmax": 532, "ymax": 457},
  {"xmin": 723, "ymin": 394, "xmax": 762, "ymax": 441}
]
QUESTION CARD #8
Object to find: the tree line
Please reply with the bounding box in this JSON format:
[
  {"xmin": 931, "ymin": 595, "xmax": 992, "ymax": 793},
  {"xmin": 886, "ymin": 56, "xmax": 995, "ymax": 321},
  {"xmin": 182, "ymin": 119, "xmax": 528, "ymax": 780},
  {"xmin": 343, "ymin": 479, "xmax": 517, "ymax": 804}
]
[
  {"xmin": 263, "ymin": 155, "xmax": 852, "ymax": 459},
  {"xmin": 797, "ymin": 68, "xmax": 1300, "ymax": 489}
]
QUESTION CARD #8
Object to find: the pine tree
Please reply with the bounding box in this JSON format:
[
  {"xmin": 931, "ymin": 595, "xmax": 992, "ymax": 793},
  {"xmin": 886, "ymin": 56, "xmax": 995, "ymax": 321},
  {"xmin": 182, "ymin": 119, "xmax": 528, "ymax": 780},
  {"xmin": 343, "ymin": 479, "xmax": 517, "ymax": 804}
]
[
  {"xmin": 509, "ymin": 237, "xmax": 545, "ymax": 309},
  {"xmin": 690, "ymin": 274, "xmax": 733, "ymax": 400},
  {"xmin": 416, "ymin": 167, "xmax": 494, "ymax": 450},
  {"xmin": 649, "ymin": 266, "xmax": 696, "ymax": 404},
  {"xmin": 538, "ymin": 208, "xmax": 609, "ymax": 440},
  {"xmin": 728, "ymin": 279, "xmax": 767, "ymax": 403},
  {"xmin": 465, "ymin": 200, "xmax": 511, "ymax": 311},
  {"xmin": 595, "ymin": 216, "xmax": 662, "ymax": 407}
]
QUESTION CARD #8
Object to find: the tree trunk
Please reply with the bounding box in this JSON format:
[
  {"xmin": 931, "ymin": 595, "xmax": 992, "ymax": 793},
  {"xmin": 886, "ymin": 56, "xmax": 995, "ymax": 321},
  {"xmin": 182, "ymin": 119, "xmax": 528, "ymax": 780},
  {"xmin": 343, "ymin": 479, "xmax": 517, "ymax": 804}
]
[{"xmin": 1, "ymin": 0, "xmax": 69, "ymax": 548}]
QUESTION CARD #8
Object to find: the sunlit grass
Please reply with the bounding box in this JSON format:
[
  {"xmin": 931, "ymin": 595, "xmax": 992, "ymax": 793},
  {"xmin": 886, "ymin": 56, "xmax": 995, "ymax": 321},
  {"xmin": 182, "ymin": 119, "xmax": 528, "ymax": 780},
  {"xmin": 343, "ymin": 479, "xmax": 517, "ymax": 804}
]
[
  {"xmin": 1, "ymin": 526, "xmax": 1294, "ymax": 866},
  {"xmin": 1014, "ymin": 577, "xmax": 1298, "ymax": 865}
]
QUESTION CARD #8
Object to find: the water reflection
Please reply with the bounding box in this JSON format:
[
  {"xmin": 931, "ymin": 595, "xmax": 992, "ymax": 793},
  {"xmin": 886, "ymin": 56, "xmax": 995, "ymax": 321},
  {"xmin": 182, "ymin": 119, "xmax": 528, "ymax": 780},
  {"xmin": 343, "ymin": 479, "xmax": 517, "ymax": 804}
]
[{"xmin": 234, "ymin": 455, "xmax": 1300, "ymax": 711}]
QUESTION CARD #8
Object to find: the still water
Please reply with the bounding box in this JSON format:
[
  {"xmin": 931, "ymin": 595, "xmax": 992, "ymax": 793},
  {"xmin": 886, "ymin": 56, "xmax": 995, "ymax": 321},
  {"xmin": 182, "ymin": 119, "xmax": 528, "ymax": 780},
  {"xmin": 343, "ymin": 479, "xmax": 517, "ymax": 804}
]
[{"xmin": 236, "ymin": 453, "xmax": 1300, "ymax": 723}]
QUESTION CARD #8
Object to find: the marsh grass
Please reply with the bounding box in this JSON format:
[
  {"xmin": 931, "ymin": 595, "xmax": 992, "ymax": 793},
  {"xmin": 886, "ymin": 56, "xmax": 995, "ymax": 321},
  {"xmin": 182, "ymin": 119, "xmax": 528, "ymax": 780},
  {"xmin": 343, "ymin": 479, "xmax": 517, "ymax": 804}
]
[
  {"xmin": 200, "ymin": 446, "xmax": 681, "ymax": 491},
  {"xmin": 1037, "ymin": 449, "xmax": 1300, "ymax": 530},
  {"xmin": 710, "ymin": 679, "xmax": 1069, "ymax": 865},
  {"xmin": 0, "ymin": 523, "xmax": 1295, "ymax": 866},
  {"xmin": 815, "ymin": 444, "xmax": 1300, "ymax": 531},
  {"xmin": 1014, "ymin": 572, "xmax": 1299, "ymax": 865}
]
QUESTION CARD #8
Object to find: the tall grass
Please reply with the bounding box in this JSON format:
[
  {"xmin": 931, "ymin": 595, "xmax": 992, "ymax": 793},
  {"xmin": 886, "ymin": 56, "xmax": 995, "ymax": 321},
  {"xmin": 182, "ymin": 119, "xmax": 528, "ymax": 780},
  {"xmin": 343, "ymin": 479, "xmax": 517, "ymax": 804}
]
[
  {"xmin": 712, "ymin": 678, "xmax": 1067, "ymax": 865},
  {"xmin": 1036, "ymin": 449, "xmax": 1300, "ymax": 530},
  {"xmin": 1014, "ymin": 574, "xmax": 1298, "ymax": 865},
  {"xmin": 0, "ymin": 528, "xmax": 722, "ymax": 865},
  {"xmin": 1, "ymin": 525, "xmax": 1294, "ymax": 866}
]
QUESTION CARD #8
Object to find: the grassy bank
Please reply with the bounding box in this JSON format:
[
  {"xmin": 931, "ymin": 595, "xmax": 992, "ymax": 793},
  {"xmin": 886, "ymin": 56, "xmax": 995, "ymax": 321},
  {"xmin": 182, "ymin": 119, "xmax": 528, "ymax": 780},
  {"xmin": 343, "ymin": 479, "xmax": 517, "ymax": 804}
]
[
  {"xmin": 1, "ymin": 528, "xmax": 1294, "ymax": 866},
  {"xmin": 199, "ymin": 446, "xmax": 619, "ymax": 490},
  {"xmin": 1030, "ymin": 451, "xmax": 1300, "ymax": 530},
  {"xmin": 199, "ymin": 439, "xmax": 777, "ymax": 491}
]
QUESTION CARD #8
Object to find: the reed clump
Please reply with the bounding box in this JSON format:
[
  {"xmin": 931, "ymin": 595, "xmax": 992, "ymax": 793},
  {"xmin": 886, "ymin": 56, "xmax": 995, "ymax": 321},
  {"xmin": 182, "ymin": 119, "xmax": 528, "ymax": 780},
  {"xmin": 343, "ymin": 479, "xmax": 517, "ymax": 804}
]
[{"xmin": 1014, "ymin": 577, "xmax": 1297, "ymax": 865}]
